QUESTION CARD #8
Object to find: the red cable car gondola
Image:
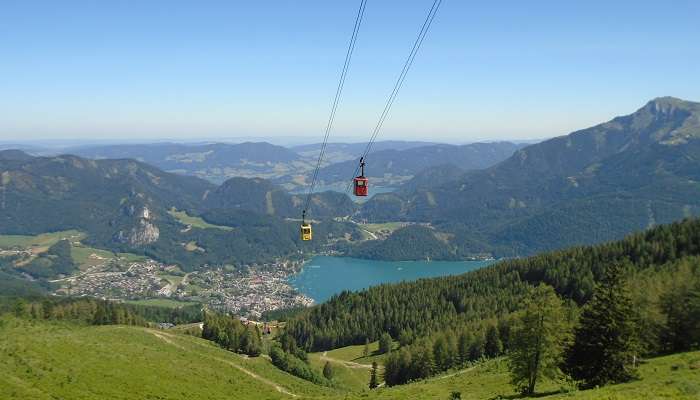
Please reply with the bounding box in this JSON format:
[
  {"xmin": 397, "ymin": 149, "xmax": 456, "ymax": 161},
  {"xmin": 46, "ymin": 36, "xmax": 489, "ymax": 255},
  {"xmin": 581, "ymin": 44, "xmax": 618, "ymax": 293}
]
[{"xmin": 353, "ymin": 157, "xmax": 368, "ymax": 196}]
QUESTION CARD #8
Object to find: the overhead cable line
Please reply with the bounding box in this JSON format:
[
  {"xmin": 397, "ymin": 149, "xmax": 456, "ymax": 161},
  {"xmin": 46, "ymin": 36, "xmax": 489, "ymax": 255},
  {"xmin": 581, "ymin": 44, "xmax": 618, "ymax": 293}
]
[
  {"xmin": 303, "ymin": 0, "xmax": 367, "ymax": 218},
  {"xmin": 345, "ymin": 0, "xmax": 442, "ymax": 194}
]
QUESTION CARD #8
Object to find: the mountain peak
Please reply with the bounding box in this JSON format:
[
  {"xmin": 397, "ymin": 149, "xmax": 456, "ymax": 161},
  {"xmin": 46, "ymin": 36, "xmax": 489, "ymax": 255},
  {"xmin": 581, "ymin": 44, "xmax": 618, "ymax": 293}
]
[{"xmin": 642, "ymin": 96, "xmax": 700, "ymax": 114}]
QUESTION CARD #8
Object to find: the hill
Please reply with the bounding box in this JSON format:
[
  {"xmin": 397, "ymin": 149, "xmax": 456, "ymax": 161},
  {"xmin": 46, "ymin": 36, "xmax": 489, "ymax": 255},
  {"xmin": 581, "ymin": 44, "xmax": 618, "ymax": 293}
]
[
  {"xmin": 69, "ymin": 141, "xmax": 305, "ymax": 184},
  {"xmin": 204, "ymin": 176, "xmax": 357, "ymax": 219},
  {"xmin": 359, "ymin": 97, "xmax": 700, "ymax": 258},
  {"xmin": 0, "ymin": 151, "xmax": 212, "ymax": 237},
  {"xmin": 292, "ymin": 140, "xmax": 439, "ymax": 160},
  {"xmin": 311, "ymin": 142, "xmax": 523, "ymax": 188},
  {"xmin": 286, "ymin": 217, "xmax": 700, "ymax": 351},
  {"xmin": 0, "ymin": 317, "xmax": 334, "ymax": 400},
  {"xmin": 0, "ymin": 152, "xmax": 356, "ymax": 272},
  {"xmin": 1, "ymin": 316, "xmax": 697, "ymax": 399}
]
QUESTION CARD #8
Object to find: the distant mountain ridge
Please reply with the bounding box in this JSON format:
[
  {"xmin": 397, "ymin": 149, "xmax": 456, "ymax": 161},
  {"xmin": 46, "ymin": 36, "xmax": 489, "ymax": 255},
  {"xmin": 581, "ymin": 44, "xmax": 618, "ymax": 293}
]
[
  {"xmin": 0, "ymin": 151, "xmax": 355, "ymax": 272},
  {"xmin": 69, "ymin": 142, "xmax": 303, "ymax": 184},
  {"xmin": 204, "ymin": 177, "xmax": 356, "ymax": 219},
  {"xmin": 64, "ymin": 140, "xmax": 524, "ymax": 192},
  {"xmin": 359, "ymin": 97, "xmax": 700, "ymax": 257},
  {"xmin": 308, "ymin": 142, "xmax": 524, "ymax": 188}
]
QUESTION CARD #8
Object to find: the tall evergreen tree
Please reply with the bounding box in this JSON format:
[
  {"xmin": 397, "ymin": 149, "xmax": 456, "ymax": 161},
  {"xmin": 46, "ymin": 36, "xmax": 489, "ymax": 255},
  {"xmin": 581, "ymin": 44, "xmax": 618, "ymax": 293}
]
[
  {"xmin": 565, "ymin": 264, "xmax": 639, "ymax": 388},
  {"xmin": 468, "ymin": 333, "xmax": 485, "ymax": 361},
  {"xmin": 412, "ymin": 340, "xmax": 435, "ymax": 379},
  {"xmin": 458, "ymin": 330, "xmax": 473, "ymax": 364},
  {"xmin": 659, "ymin": 278, "xmax": 700, "ymax": 352},
  {"xmin": 379, "ymin": 332, "xmax": 393, "ymax": 354},
  {"xmin": 498, "ymin": 319, "xmax": 512, "ymax": 352},
  {"xmin": 484, "ymin": 325, "xmax": 503, "ymax": 358},
  {"xmin": 509, "ymin": 284, "xmax": 572, "ymax": 395},
  {"xmin": 369, "ymin": 362, "xmax": 379, "ymax": 389},
  {"xmin": 433, "ymin": 335, "xmax": 451, "ymax": 370}
]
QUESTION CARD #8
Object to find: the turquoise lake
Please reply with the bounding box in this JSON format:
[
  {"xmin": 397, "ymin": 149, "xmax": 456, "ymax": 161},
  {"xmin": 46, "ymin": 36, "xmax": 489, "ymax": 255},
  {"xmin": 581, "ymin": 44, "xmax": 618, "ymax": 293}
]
[{"xmin": 288, "ymin": 256, "xmax": 495, "ymax": 303}]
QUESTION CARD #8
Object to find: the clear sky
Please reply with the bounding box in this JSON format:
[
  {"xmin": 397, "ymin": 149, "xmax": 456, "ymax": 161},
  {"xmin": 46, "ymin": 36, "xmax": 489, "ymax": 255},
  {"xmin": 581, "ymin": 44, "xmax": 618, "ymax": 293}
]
[{"xmin": 1, "ymin": 0, "xmax": 699, "ymax": 144}]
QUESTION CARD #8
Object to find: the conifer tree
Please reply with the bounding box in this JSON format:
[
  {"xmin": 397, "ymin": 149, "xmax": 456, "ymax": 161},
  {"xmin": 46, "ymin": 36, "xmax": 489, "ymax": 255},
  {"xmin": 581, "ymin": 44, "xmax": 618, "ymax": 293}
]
[
  {"xmin": 412, "ymin": 340, "xmax": 435, "ymax": 379},
  {"xmin": 379, "ymin": 332, "xmax": 393, "ymax": 354},
  {"xmin": 458, "ymin": 330, "xmax": 473, "ymax": 364},
  {"xmin": 369, "ymin": 362, "xmax": 379, "ymax": 389},
  {"xmin": 509, "ymin": 284, "xmax": 572, "ymax": 395},
  {"xmin": 485, "ymin": 325, "xmax": 503, "ymax": 358},
  {"xmin": 565, "ymin": 264, "xmax": 639, "ymax": 388},
  {"xmin": 468, "ymin": 333, "xmax": 484, "ymax": 361}
]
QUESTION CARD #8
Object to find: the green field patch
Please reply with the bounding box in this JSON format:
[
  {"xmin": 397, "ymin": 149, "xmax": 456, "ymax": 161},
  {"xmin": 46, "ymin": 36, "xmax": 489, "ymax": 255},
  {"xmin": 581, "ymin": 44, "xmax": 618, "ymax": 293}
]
[
  {"xmin": 156, "ymin": 273, "xmax": 185, "ymax": 287},
  {"xmin": 0, "ymin": 230, "xmax": 83, "ymax": 250},
  {"xmin": 168, "ymin": 208, "xmax": 233, "ymax": 231},
  {"xmin": 69, "ymin": 244, "xmax": 146, "ymax": 272},
  {"xmin": 361, "ymin": 222, "xmax": 406, "ymax": 234},
  {"xmin": 184, "ymin": 240, "xmax": 205, "ymax": 252},
  {"xmin": 70, "ymin": 245, "xmax": 116, "ymax": 270},
  {"xmin": 125, "ymin": 298, "xmax": 196, "ymax": 308}
]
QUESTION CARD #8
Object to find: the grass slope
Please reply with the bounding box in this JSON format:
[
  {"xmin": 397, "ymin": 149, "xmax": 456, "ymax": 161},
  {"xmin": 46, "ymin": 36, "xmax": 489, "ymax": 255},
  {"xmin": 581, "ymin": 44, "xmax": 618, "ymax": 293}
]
[
  {"xmin": 1, "ymin": 317, "xmax": 697, "ymax": 400},
  {"xmin": 0, "ymin": 230, "xmax": 83, "ymax": 251},
  {"xmin": 0, "ymin": 317, "xmax": 333, "ymax": 400},
  {"xmin": 353, "ymin": 352, "xmax": 700, "ymax": 400},
  {"xmin": 168, "ymin": 208, "xmax": 233, "ymax": 231}
]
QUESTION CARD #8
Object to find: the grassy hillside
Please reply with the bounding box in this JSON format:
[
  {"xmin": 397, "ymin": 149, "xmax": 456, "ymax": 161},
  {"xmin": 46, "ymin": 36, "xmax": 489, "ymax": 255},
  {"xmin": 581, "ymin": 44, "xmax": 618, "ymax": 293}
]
[
  {"xmin": 0, "ymin": 317, "xmax": 334, "ymax": 400},
  {"xmin": 1, "ymin": 316, "xmax": 697, "ymax": 399},
  {"xmin": 0, "ymin": 230, "xmax": 83, "ymax": 251},
  {"xmin": 359, "ymin": 97, "xmax": 700, "ymax": 259},
  {"xmin": 346, "ymin": 351, "xmax": 700, "ymax": 400}
]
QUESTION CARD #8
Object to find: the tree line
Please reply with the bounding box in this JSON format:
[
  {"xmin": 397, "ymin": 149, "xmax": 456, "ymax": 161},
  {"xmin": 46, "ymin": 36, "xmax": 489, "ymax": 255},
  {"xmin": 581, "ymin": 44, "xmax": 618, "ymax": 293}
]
[
  {"xmin": 283, "ymin": 218, "xmax": 700, "ymax": 392},
  {"xmin": 201, "ymin": 311, "xmax": 262, "ymax": 357},
  {"xmin": 285, "ymin": 218, "xmax": 700, "ymax": 353},
  {"xmin": 2, "ymin": 296, "xmax": 202, "ymax": 326}
]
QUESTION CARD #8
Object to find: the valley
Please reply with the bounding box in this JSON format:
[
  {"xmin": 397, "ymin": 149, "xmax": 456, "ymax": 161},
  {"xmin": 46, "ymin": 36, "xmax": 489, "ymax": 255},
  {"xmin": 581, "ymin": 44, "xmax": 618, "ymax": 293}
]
[
  {"xmin": 0, "ymin": 230, "xmax": 312, "ymax": 317},
  {"xmin": 3, "ymin": 3, "xmax": 699, "ymax": 398}
]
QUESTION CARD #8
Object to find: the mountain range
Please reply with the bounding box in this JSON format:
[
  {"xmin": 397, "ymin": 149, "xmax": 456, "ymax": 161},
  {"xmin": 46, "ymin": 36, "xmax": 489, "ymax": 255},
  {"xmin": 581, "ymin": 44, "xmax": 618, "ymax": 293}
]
[
  {"xmin": 361, "ymin": 97, "xmax": 700, "ymax": 257},
  {"xmin": 0, "ymin": 151, "xmax": 356, "ymax": 275},
  {"xmin": 53, "ymin": 140, "xmax": 522, "ymax": 191},
  {"xmin": 68, "ymin": 142, "xmax": 303, "ymax": 184},
  {"xmin": 311, "ymin": 142, "xmax": 524, "ymax": 188},
  {"xmin": 1, "ymin": 97, "xmax": 698, "ymax": 264}
]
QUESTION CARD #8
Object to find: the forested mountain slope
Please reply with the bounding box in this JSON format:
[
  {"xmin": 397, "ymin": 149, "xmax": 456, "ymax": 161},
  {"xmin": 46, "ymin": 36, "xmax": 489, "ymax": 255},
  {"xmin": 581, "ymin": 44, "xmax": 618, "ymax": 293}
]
[
  {"xmin": 286, "ymin": 217, "xmax": 700, "ymax": 351},
  {"xmin": 314, "ymin": 142, "xmax": 522, "ymax": 187},
  {"xmin": 359, "ymin": 97, "xmax": 700, "ymax": 257},
  {"xmin": 0, "ymin": 151, "xmax": 356, "ymax": 271},
  {"xmin": 204, "ymin": 176, "xmax": 357, "ymax": 218}
]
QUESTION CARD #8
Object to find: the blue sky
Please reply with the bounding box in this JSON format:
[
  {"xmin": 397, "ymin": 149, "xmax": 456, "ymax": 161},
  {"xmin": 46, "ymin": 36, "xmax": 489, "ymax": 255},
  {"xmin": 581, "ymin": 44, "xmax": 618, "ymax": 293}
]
[{"xmin": 1, "ymin": 0, "xmax": 699, "ymax": 143}]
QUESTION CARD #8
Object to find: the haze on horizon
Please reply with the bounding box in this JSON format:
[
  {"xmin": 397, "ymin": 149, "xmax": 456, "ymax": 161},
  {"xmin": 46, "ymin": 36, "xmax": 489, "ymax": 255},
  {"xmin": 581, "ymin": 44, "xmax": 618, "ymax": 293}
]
[{"xmin": 1, "ymin": 0, "xmax": 699, "ymax": 144}]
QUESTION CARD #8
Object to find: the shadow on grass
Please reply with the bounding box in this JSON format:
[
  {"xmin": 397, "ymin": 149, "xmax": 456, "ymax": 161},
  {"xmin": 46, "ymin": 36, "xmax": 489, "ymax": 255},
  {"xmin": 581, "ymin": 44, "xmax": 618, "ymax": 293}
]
[
  {"xmin": 351, "ymin": 349, "xmax": 390, "ymax": 361},
  {"xmin": 489, "ymin": 390, "xmax": 563, "ymax": 400}
]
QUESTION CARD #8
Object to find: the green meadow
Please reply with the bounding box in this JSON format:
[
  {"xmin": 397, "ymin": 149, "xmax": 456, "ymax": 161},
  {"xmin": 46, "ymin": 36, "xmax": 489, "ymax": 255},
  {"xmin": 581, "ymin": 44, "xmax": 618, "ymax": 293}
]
[{"xmin": 1, "ymin": 316, "xmax": 697, "ymax": 400}]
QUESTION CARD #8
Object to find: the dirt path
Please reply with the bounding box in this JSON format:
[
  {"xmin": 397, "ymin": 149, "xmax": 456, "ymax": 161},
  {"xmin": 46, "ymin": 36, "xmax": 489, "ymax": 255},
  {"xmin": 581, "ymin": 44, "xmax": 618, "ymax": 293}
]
[
  {"xmin": 362, "ymin": 229, "xmax": 378, "ymax": 240},
  {"xmin": 436, "ymin": 366, "xmax": 475, "ymax": 380},
  {"xmin": 149, "ymin": 330, "xmax": 186, "ymax": 350},
  {"xmin": 320, "ymin": 351, "xmax": 373, "ymax": 370},
  {"xmin": 147, "ymin": 330, "xmax": 297, "ymax": 397}
]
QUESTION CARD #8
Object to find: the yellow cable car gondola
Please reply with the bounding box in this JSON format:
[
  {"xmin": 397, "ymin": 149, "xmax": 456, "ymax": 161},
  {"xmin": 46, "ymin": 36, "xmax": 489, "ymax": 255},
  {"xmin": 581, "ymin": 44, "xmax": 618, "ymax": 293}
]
[
  {"xmin": 300, "ymin": 223, "xmax": 312, "ymax": 241},
  {"xmin": 300, "ymin": 210, "xmax": 312, "ymax": 241}
]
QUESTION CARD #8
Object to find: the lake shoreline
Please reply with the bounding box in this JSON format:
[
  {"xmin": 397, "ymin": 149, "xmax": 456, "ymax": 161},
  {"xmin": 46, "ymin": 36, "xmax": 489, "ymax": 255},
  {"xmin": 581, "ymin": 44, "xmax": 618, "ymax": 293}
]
[{"xmin": 287, "ymin": 256, "xmax": 495, "ymax": 303}]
